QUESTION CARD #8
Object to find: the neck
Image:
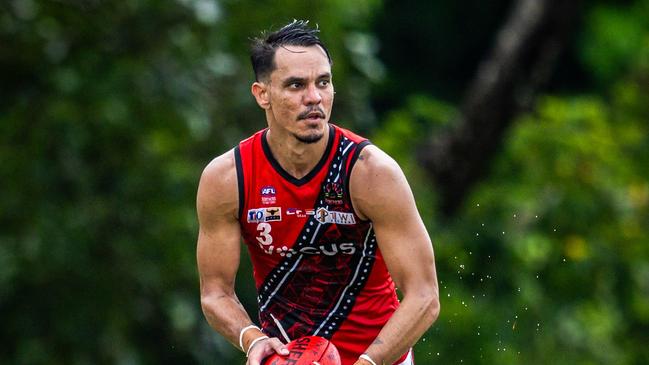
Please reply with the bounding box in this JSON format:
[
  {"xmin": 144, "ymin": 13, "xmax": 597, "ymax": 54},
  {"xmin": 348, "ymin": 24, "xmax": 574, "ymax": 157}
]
[{"xmin": 265, "ymin": 126, "xmax": 330, "ymax": 179}]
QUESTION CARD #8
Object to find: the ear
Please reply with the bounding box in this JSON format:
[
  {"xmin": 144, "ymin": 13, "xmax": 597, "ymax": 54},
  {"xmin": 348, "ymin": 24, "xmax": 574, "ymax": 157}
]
[{"xmin": 251, "ymin": 81, "xmax": 271, "ymax": 110}]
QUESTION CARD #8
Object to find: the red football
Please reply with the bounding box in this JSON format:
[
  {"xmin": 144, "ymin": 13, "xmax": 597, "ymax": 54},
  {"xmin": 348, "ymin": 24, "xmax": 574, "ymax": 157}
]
[{"xmin": 261, "ymin": 336, "xmax": 341, "ymax": 365}]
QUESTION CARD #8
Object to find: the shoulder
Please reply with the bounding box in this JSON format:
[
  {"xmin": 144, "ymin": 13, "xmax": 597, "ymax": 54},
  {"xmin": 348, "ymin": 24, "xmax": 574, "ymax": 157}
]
[
  {"xmin": 201, "ymin": 148, "xmax": 237, "ymax": 180},
  {"xmin": 335, "ymin": 124, "xmax": 368, "ymax": 144},
  {"xmin": 197, "ymin": 149, "xmax": 239, "ymax": 221},
  {"xmin": 352, "ymin": 144, "xmax": 403, "ymax": 183},
  {"xmin": 350, "ymin": 145, "xmax": 410, "ymax": 220}
]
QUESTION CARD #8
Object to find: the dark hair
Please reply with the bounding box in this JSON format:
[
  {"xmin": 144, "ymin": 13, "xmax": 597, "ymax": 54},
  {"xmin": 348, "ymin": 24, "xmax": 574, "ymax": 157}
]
[{"xmin": 250, "ymin": 20, "xmax": 332, "ymax": 81}]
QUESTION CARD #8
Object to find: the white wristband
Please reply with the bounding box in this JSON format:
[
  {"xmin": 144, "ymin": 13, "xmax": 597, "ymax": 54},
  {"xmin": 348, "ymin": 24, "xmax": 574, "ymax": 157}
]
[
  {"xmin": 239, "ymin": 325, "xmax": 261, "ymax": 351},
  {"xmin": 359, "ymin": 353, "xmax": 378, "ymax": 365},
  {"xmin": 246, "ymin": 335, "xmax": 269, "ymax": 358}
]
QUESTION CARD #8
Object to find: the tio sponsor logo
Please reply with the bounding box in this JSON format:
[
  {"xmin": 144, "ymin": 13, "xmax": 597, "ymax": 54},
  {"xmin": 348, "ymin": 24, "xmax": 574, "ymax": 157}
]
[{"xmin": 247, "ymin": 207, "xmax": 282, "ymax": 223}]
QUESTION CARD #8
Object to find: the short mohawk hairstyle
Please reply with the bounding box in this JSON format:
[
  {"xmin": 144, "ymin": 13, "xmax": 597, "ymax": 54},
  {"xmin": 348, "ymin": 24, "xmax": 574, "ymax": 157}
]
[{"xmin": 250, "ymin": 19, "xmax": 332, "ymax": 81}]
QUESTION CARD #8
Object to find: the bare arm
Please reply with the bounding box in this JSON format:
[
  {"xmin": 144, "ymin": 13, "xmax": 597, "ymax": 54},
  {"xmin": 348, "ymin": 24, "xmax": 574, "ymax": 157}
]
[
  {"xmin": 350, "ymin": 145, "xmax": 440, "ymax": 365},
  {"xmin": 196, "ymin": 150, "xmax": 287, "ymax": 364}
]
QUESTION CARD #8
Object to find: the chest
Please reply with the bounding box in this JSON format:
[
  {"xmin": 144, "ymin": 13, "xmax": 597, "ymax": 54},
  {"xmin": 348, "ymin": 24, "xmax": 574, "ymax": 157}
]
[{"xmin": 244, "ymin": 169, "xmax": 360, "ymax": 246}]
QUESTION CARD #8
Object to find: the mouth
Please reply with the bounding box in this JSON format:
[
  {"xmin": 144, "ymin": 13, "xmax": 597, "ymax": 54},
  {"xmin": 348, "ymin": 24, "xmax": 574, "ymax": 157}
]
[
  {"xmin": 298, "ymin": 109, "xmax": 326, "ymax": 121},
  {"xmin": 306, "ymin": 112, "xmax": 324, "ymax": 120}
]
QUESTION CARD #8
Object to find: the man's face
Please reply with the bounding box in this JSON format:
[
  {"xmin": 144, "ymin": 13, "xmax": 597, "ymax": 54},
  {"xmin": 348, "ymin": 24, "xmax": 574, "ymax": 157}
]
[{"xmin": 264, "ymin": 45, "xmax": 334, "ymax": 144}]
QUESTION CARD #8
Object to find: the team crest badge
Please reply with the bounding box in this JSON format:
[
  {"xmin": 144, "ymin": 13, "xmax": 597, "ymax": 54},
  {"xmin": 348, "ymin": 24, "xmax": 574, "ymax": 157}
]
[{"xmin": 323, "ymin": 182, "xmax": 343, "ymax": 205}]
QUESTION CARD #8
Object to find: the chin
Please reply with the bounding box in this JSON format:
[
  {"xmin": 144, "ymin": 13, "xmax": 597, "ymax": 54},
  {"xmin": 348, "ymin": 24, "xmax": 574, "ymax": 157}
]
[
  {"xmin": 294, "ymin": 119, "xmax": 327, "ymax": 144},
  {"xmin": 294, "ymin": 131, "xmax": 324, "ymax": 144}
]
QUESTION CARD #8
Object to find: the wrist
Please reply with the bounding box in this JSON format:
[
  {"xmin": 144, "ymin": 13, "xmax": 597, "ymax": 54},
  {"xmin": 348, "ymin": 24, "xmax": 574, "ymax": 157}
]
[
  {"xmin": 359, "ymin": 353, "xmax": 378, "ymax": 365},
  {"xmin": 245, "ymin": 335, "xmax": 269, "ymax": 357},
  {"xmin": 238, "ymin": 325, "xmax": 264, "ymax": 352}
]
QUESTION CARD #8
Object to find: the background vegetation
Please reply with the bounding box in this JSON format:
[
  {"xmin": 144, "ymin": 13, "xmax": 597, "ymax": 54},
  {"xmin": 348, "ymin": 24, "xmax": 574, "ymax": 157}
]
[{"xmin": 1, "ymin": 0, "xmax": 648, "ymax": 364}]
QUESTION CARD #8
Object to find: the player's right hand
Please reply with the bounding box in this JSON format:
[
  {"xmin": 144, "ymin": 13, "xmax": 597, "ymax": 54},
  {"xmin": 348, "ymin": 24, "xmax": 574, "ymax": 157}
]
[{"xmin": 246, "ymin": 337, "xmax": 289, "ymax": 365}]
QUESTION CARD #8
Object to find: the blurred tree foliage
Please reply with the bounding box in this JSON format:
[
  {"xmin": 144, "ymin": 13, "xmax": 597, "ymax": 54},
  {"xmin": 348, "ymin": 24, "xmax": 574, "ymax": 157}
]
[
  {"xmin": 373, "ymin": 1, "xmax": 649, "ymax": 364},
  {"xmin": 0, "ymin": 0, "xmax": 380, "ymax": 363},
  {"xmin": 1, "ymin": 0, "xmax": 647, "ymax": 365}
]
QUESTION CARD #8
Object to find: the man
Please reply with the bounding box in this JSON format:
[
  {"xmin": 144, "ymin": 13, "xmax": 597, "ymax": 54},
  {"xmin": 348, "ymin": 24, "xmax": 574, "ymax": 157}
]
[{"xmin": 196, "ymin": 20, "xmax": 440, "ymax": 365}]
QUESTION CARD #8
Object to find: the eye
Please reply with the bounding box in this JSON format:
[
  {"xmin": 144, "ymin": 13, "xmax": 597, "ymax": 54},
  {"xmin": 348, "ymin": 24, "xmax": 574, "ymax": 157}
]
[
  {"xmin": 288, "ymin": 81, "xmax": 303, "ymax": 89},
  {"xmin": 318, "ymin": 79, "xmax": 330, "ymax": 87}
]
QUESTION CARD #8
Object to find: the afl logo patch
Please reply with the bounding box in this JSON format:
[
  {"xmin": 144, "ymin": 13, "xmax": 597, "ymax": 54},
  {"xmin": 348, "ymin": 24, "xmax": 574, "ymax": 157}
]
[{"xmin": 260, "ymin": 185, "xmax": 277, "ymax": 205}]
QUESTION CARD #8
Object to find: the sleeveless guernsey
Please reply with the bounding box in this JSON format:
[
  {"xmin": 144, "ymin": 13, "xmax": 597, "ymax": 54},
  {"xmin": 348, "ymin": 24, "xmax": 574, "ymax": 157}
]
[{"xmin": 235, "ymin": 124, "xmax": 407, "ymax": 364}]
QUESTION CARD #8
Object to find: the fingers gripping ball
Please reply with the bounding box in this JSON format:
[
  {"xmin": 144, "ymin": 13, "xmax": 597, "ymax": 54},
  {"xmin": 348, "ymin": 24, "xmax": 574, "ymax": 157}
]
[{"xmin": 262, "ymin": 336, "xmax": 341, "ymax": 365}]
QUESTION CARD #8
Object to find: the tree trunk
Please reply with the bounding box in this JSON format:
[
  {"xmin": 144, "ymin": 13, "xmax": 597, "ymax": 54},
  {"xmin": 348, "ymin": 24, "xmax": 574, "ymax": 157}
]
[{"xmin": 418, "ymin": 0, "xmax": 583, "ymax": 216}]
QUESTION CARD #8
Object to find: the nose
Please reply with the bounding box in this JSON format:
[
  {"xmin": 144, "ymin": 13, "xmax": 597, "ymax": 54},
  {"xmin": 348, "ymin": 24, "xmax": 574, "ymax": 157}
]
[{"xmin": 303, "ymin": 84, "xmax": 322, "ymax": 105}]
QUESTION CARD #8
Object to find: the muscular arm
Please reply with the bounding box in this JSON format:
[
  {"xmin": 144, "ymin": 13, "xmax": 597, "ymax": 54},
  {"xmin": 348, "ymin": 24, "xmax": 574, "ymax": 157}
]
[
  {"xmin": 350, "ymin": 145, "xmax": 440, "ymax": 365},
  {"xmin": 196, "ymin": 151, "xmax": 253, "ymax": 346},
  {"xmin": 196, "ymin": 151, "xmax": 286, "ymax": 363}
]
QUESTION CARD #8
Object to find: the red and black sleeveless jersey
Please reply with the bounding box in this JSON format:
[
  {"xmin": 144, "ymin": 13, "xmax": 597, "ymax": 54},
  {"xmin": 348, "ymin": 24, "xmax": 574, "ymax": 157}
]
[{"xmin": 235, "ymin": 124, "xmax": 404, "ymax": 365}]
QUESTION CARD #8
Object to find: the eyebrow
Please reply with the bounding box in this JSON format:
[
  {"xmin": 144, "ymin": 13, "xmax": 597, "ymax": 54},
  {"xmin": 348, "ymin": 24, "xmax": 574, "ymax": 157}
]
[
  {"xmin": 282, "ymin": 76, "xmax": 306, "ymax": 87},
  {"xmin": 281, "ymin": 73, "xmax": 332, "ymax": 87}
]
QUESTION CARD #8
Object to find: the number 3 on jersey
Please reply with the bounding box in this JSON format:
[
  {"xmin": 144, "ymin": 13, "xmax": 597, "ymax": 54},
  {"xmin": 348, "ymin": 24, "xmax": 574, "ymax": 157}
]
[{"xmin": 256, "ymin": 223, "xmax": 273, "ymax": 246}]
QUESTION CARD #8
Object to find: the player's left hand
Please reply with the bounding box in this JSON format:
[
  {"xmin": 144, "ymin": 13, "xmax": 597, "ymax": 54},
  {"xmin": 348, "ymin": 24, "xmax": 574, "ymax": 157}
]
[{"xmin": 352, "ymin": 358, "xmax": 375, "ymax": 365}]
